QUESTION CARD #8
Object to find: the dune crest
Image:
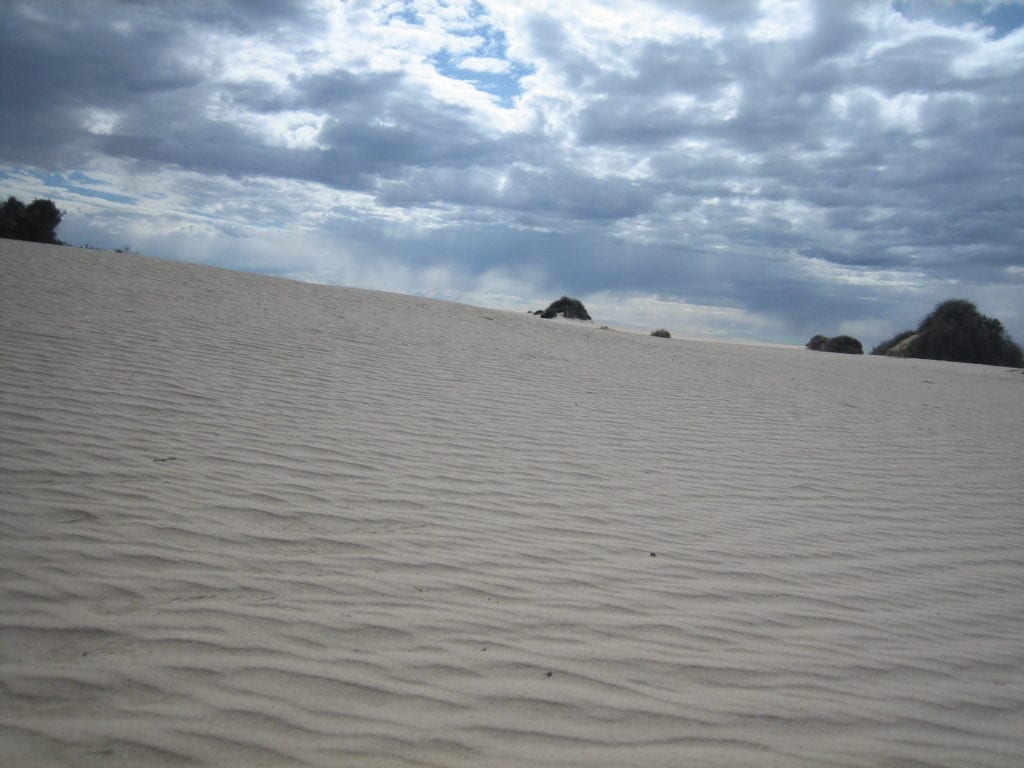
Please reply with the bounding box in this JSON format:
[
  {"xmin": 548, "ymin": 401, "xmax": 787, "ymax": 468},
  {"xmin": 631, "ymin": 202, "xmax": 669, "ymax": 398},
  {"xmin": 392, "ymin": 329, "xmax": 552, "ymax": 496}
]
[{"xmin": 2, "ymin": 241, "xmax": 1023, "ymax": 767}]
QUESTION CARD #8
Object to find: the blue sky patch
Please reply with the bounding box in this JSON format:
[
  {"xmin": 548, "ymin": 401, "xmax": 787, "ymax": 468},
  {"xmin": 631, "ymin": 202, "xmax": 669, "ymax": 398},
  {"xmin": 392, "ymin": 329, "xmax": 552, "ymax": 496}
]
[
  {"xmin": 433, "ymin": 51, "xmax": 532, "ymax": 107},
  {"xmin": 894, "ymin": 0, "xmax": 1024, "ymax": 39},
  {"xmin": 33, "ymin": 170, "xmax": 138, "ymax": 205},
  {"xmin": 429, "ymin": 4, "xmax": 533, "ymax": 107}
]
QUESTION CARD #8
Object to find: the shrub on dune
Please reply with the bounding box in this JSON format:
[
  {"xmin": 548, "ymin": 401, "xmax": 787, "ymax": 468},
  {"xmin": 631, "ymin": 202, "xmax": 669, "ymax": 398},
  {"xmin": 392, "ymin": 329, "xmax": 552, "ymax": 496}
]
[
  {"xmin": 806, "ymin": 335, "xmax": 829, "ymax": 351},
  {"xmin": 823, "ymin": 335, "xmax": 863, "ymax": 354},
  {"xmin": 807, "ymin": 334, "xmax": 863, "ymax": 354},
  {"xmin": 872, "ymin": 299, "xmax": 1023, "ymax": 367},
  {"xmin": 651, "ymin": 329, "xmax": 671, "ymax": 338},
  {"xmin": 0, "ymin": 195, "xmax": 63, "ymax": 244},
  {"xmin": 537, "ymin": 296, "xmax": 592, "ymax": 321}
]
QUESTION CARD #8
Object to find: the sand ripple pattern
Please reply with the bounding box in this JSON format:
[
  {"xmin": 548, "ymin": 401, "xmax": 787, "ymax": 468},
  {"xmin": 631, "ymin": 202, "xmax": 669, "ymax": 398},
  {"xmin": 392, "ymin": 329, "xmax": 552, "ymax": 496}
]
[{"xmin": 2, "ymin": 242, "xmax": 1023, "ymax": 767}]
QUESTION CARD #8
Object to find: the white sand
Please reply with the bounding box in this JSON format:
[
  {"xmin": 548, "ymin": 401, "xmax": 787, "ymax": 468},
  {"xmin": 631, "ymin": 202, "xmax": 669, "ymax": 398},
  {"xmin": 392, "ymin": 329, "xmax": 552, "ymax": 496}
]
[{"xmin": 2, "ymin": 240, "xmax": 1022, "ymax": 768}]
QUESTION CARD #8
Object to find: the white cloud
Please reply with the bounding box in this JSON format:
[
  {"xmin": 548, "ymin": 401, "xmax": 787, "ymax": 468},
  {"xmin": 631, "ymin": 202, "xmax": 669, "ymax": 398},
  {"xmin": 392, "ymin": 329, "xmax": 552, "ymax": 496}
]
[
  {"xmin": 789, "ymin": 253, "xmax": 930, "ymax": 289},
  {"xmin": 829, "ymin": 88, "xmax": 929, "ymax": 133},
  {"xmin": 80, "ymin": 108, "xmax": 120, "ymax": 136},
  {"xmin": 747, "ymin": 0, "xmax": 814, "ymax": 42},
  {"xmin": 581, "ymin": 291, "xmax": 786, "ymax": 341},
  {"xmin": 457, "ymin": 56, "xmax": 510, "ymax": 73}
]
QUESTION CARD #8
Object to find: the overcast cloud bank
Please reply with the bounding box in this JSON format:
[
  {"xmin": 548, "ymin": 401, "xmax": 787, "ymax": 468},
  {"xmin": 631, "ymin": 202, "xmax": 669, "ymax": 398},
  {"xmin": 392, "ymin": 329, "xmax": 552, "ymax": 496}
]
[{"xmin": 2, "ymin": 0, "xmax": 1022, "ymax": 346}]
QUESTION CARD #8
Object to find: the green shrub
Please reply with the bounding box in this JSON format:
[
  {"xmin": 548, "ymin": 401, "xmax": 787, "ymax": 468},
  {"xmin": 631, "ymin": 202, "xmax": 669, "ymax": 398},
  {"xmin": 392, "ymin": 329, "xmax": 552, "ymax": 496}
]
[
  {"xmin": 807, "ymin": 334, "xmax": 863, "ymax": 354},
  {"xmin": 873, "ymin": 299, "xmax": 1023, "ymax": 367},
  {"xmin": 806, "ymin": 335, "xmax": 828, "ymax": 351},
  {"xmin": 537, "ymin": 296, "xmax": 591, "ymax": 321},
  {"xmin": 0, "ymin": 195, "xmax": 63, "ymax": 244},
  {"xmin": 823, "ymin": 335, "xmax": 863, "ymax": 354}
]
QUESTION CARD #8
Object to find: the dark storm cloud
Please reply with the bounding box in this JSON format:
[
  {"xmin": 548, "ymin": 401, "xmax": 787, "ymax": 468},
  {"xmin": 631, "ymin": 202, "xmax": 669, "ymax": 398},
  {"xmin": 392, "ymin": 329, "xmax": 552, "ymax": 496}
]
[{"xmin": 0, "ymin": 5, "xmax": 201, "ymax": 166}]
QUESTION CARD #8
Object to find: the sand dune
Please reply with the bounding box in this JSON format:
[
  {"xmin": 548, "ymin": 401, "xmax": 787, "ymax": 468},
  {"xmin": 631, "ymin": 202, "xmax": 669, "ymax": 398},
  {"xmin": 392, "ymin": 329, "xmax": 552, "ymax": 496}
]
[{"xmin": 1, "ymin": 239, "xmax": 1022, "ymax": 767}]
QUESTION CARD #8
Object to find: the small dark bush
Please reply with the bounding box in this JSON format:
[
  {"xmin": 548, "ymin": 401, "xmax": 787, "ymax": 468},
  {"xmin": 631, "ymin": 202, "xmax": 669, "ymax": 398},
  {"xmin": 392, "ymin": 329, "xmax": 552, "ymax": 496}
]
[
  {"xmin": 873, "ymin": 299, "xmax": 1023, "ymax": 367},
  {"xmin": 807, "ymin": 334, "xmax": 863, "ymax": 354},
  {"xmin": 806, "ymin": 335, "xmax": 829, "ymax": 351},
  {"xmin": 651, "ymin": 329, "xmax": 671, "ymax": 338},
  {"xmin": 0, "ymin": 195, "xmax": 63, "ymax": 244},
  {"xmin": 536, "ymin": 296, "xmax": 591, "ymax": 321},
  {"xmin": 823, "ymin": 335, "xmax": 863, "ymax": 354}
]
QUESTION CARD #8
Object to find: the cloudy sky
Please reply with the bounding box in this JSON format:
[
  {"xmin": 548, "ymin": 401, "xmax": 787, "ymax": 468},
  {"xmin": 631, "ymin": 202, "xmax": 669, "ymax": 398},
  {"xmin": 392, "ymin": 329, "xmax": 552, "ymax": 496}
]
[{"xmin": 2, "ymin": 0, "xmax": 1023, "ymax": 347}]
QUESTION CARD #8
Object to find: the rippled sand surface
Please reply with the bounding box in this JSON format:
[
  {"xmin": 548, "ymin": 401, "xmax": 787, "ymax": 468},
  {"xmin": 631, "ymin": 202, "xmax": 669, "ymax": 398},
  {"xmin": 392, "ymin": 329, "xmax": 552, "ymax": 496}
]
[{"xmin": 2, "ymin": 241, "xmax": 1022, "ymax": 767}]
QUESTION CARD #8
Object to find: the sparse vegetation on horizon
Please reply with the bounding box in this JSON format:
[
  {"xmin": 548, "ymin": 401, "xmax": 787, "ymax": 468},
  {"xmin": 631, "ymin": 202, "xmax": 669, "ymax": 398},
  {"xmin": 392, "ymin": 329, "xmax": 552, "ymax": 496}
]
[
  {"xmin": 872, "ymin": 299, "xmax": 1023, "ymax": 367},
  {"xmin": 0, "ymin": 195, "xmax": 63, "ymax": 245},
  {"xmin": 807, "ymin": 335, "xmax": 828, "ymax": 351},
  {"xmin": 651, "ymin": 329, "xmax": 671, "ymax": 338},
  {"xmin": 807, "ymin": 335, "xmax": 863, "ymax": 354},
  {"xmin": 535, "ymin": 296, "xmax": 592, "ymax": 321}
]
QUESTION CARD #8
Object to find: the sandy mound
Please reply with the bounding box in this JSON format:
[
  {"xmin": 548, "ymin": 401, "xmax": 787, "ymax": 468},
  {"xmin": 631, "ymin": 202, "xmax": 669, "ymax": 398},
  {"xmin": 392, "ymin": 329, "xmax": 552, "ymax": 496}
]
[{"xmin": 2, "ymin": 240, "xmax": 1022, "ymax": 767}]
